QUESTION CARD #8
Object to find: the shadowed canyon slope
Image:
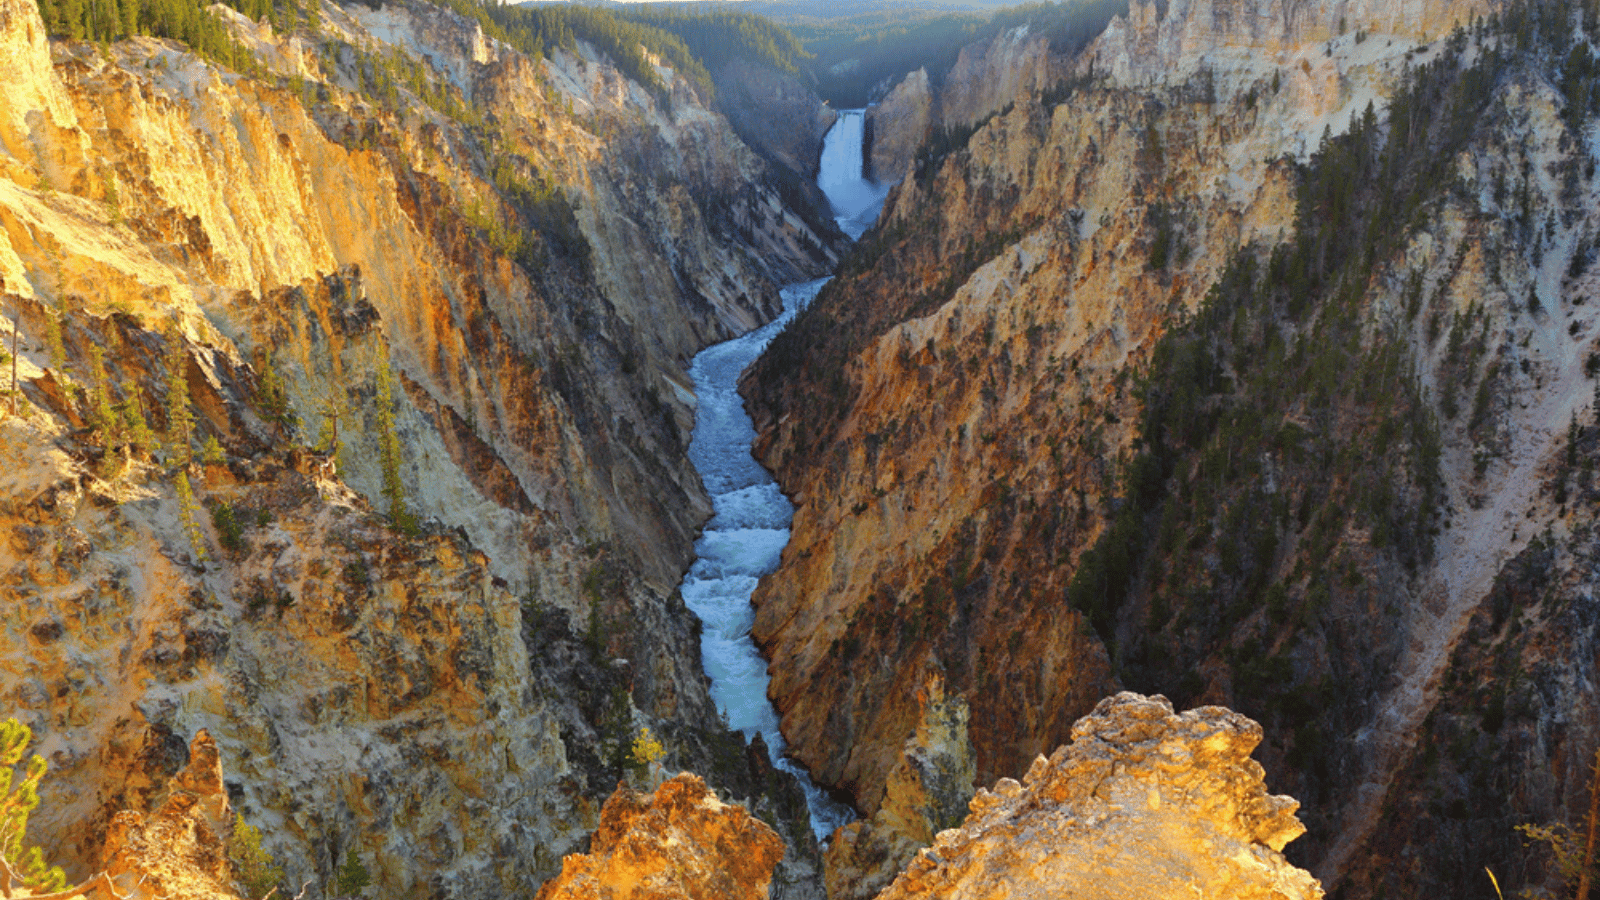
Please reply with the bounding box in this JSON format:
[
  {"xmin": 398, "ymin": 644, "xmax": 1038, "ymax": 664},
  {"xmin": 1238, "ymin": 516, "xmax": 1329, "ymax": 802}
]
[
  {"xmin": 746, "ymin": 0, "xmax": 1600, "ymax": 896},
  {"xmin": 0, "ymin": 0, "xmax": 845, "ymax": 893}
]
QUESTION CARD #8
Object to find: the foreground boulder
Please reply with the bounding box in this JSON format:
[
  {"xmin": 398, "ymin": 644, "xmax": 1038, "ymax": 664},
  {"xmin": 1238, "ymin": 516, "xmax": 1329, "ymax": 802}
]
[
  {"xmin": 877, "ymin": 692, "xmax": 1323, "ymax": 900},
  {"xmin": 535, "ymin": 774, "xmax": 785, "ymax": 900}
]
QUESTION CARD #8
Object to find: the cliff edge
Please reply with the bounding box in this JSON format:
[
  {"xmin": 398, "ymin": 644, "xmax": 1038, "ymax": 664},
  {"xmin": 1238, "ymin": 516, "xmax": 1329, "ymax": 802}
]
[
  {"xmin": 533, "ymin": 774, "xmax": 785, "ymax": 900},
  {"xmin": 879, "ymin": 692, "xmax": 1322, "ymax": 900}
]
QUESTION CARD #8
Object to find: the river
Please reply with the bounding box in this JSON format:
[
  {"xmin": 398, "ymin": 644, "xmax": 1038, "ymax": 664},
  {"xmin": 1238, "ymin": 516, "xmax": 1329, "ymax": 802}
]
[{"xmin": 677, "ymin": 110, "xmax": 889, "ymax": 841}]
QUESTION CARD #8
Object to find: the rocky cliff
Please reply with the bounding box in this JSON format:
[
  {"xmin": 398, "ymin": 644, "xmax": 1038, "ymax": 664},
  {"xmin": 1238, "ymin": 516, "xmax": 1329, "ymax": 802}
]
[
  {"xmin": 744, "ymin": 0, "xmax": 1600, "ymax": 897},
  {"xmin": 822, "ymin": 673, "xmax": 975, "ymax": 900},
  {"xmin": 533, "ymin": 773, "xmax": 785, "ymax": 900},
  {"xmin": 878, "ymin": 693, "xmax": 1322, "ymax": 900},
  {"xmin": 866, "ymin": 0, "xmax": 1489, "ymax": 183},
  {"xmin": 865, "ymin": 24, "xmax": 1064, "ymax": 182},
  {"xmin": 531, "ymin": 693, "xmax": 1322, "ymax": 900},
  {"xmin": 0, "ymin": 0, "xmax": 842, "ymax": 894},
  {"xmin": 100, "ymin": 731, "xmax": 243, "ymax": 900}
]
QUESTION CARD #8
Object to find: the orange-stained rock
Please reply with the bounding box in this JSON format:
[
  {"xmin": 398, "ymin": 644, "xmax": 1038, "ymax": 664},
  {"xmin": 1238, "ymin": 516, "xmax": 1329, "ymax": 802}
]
[
  {"xmin": 100, "ymin": 731, "xmax": 243, "ymax": 900},
  {"xmin": 824, "ymin": 673, "xmax": 975, "ymax": 900},
  {"xmin": 876, "ymin": 693, "xmax": 1323, "ymax": 900},
  {"xmin": 0, "ymin": 0, "xmax": 839, "ymax": 891},
  {"xmin": 742, "ymin": 0, "xmax": 1493, "ymax": 836},
  {"xmin": 534, "ymin": 774, "xmax": 785, "ymax": 900}
]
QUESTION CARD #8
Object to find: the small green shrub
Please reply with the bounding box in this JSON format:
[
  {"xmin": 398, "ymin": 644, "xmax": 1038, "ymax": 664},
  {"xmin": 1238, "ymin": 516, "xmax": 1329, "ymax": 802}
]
[
  {"xmin": 1, "ymin": 719, "xmax": 68, "ymax": 894},
  {"xmin": 229, "ymin": 814, "xmax": 285, "ymax": 900},
  {"xmin": 211, "ymin": 501, "xmax": 244, "ymax": 554}
]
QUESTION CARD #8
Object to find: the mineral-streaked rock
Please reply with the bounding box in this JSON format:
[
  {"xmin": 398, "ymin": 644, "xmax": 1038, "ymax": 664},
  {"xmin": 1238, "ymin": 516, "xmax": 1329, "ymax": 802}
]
[
  {"xmin": 0, "ymin": 0, "xmax": 839, "ymax": 891},
  {"xmin": 745, "ymin": 0, "xmax": 1492, "ymax": 829},
  {"xmin": 876, "ymin": 692, "xmax": 1323, "ymax": 900},
  {"xmin": 824, "ymin": 673, "xmax": 975, "ymax": 900},
  {"xmin": 101, "ymin": 731, "xmax": 243, "ymax": 900},
  {"xmin": 533, "ymin": 773, "xmax": 785, "ymax": 900}
]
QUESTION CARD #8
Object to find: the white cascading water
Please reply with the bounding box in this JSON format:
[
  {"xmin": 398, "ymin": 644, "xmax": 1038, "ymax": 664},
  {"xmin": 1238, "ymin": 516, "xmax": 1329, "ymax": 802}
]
[
  {"xmin": 817, "ymin": 109, "xmax": 894, "ymax": 240},
  {"xmin": 677, "ymin": 110, "xmax": 888, "ymax": 841}
]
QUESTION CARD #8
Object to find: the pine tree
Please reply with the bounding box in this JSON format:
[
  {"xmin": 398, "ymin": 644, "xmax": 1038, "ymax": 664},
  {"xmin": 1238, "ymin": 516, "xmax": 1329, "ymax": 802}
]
[
  {"xmin": 88, "ymin": 345, "xmax": 118, "ymax": 441},
  {"xmin": 374, "ymin": 351, "xmax": 415, "ymax": 535},
  {"xmin": 229, "ymin": 814, "xmax": 284, "ymax": 900},
  {"xmin": 43, "ymin": 301, "xmax": 65, "ymax": 373},
  {"xmin": 334, "ymin": 848, "xmax": 372, "ymax": 897},
  {"xmin": 314, "ymin": 378, "xmax": 353, "ymax": 473},
  {"xmin": 1593, "ymin": 370, "xmax": 1600, "ymax": 428},
  {"xmin": 201, "ymin": 434, "xmax": 226, "ymax": 465},
  {"xmin": 255, "ymin": 352, "xmax": 298, "ymax": 440},
  {"xmin": 7, "ymin": 293, "xmax": 17, "ymax": 418},
  {"xmin": 165, "ymin": 335, "xmax": 195, "ymax": 465},
  {"xmin": 0, "ymin": 719, "xmax": 68, "ymax": 895},
  {"xmin": 120, "ymin": 379, "xmax": 155, "ymax": 454},
  {"xmin": 174, "ymin": 470, "xmax": 207, "ymax": 563}
]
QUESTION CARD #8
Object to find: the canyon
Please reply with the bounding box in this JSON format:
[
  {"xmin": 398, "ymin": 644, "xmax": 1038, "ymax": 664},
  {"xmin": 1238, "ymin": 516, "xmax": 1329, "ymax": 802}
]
[
  {"xmin": 2, "ymin": 0, "xmax": 1598, "ymax": 897},
  {"xmin": 748, "ymin": 0, "xmax": 1600, "ymax": 897},
  {"xmin": 0, "ymin": 0, "xmax": 844, "ymax": 894}
]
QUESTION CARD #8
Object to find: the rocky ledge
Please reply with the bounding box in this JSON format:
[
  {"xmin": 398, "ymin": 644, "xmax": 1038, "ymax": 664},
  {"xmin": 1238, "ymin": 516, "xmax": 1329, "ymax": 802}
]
[
  {"xmin": 878, "ymin": 692, "xmax": 1322, "ymax": 900},
  {"xmin": 534, "ymin": 773, "xmax": 785, "ymax": 900}
]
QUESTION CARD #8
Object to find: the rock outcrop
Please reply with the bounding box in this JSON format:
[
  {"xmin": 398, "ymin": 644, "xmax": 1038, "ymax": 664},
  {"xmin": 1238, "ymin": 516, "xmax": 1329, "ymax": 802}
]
[
  {"xmin": 100, "ymin": 731, "xmax": 243, "ymax": 900},
  {"xmin": 863, "ymin": 69, "xmax": 930, "ymax": 183},
  {"xmin": 824, "ymin": 674, "xmax": 975, "ymax": 900},
  {"xmin": 864, "ymin": 25, "xmax": 1064, "ymax": 184},
  {"xmin": 876, "ymin": 693, "xmax": 1322, "ymax": 900},
  {"xmin": 533, "ymin": 774, "xmax": 785, "ymax": 900}
]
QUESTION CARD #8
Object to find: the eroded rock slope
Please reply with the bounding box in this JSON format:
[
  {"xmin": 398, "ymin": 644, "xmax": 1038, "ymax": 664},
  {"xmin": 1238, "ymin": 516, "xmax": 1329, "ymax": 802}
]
[
  {"xmin": 743, "ymin": 0, "xmax": 1600, "ymax": 896},
  {"xmin": 0, "ymin": 0, "xmax": 842, "ymax": 894}
]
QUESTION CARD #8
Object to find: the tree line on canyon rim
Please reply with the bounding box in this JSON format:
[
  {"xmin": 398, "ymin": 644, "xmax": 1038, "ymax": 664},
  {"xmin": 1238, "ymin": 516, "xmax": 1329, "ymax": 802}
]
[{"xmin": 1068, "ymin": 0, "xmax": 1600, "ymax": 784}]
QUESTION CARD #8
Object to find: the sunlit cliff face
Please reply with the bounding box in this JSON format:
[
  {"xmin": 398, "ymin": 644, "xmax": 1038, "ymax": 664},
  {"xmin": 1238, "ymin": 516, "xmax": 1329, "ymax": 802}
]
[
  {"xmin": 0, "ymin": 0, "xmax": 840, "ymax": 891},
  {"xmin": 875, "ymin": 693, "xmax": 1322, "ymax": 900},
  {"xmin": 532, "ymin": 774, "xmax": 785, "ymax": 900}
]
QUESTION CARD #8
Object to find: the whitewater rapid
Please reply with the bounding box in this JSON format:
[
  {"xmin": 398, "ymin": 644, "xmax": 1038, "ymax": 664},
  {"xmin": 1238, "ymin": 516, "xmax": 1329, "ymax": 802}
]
[
  {"xmin": 680, "ymin": 278, "xmax": 853, "ymax": 842},
  {"xmin": 677, "ymin": 110, "xmax": 888, "ymax": 841}
]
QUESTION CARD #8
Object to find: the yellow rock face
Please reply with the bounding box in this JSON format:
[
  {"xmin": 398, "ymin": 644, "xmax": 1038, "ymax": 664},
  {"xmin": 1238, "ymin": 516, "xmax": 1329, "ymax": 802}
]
[
  {"xmin": 534, "ymin": 774, "xmax": 785, "ymax": 900},
  {"xmin": 101, "ymin": 731, "xmax": 242, "ymax": 900},
  {"xmin": 877, "ymin": 693, "xmax": 1322, "ymax": 900},
  {"xmin": 0, "ymin": 0, "xmax": 840, "ymax": 894},
  {"xmin": 824, "ymin": 673, "xmax": 977, "ymax": 900}
]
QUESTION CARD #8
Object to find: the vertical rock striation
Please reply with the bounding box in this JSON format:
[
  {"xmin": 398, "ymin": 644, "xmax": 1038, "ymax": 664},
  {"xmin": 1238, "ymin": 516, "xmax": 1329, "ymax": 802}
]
[{"xmin": 824, "ymin": 673, "xmax": 977, "ymax": 900}]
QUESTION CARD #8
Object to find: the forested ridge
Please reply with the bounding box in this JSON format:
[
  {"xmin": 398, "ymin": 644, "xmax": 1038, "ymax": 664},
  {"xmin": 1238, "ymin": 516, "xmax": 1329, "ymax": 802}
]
[
  {"xmin": 747, "ymin": 0, "xmax": 1127, "ymax": 107},
  {"xmin": 30, "ymin": 0, "xmax": 811, "ymax": 106}
]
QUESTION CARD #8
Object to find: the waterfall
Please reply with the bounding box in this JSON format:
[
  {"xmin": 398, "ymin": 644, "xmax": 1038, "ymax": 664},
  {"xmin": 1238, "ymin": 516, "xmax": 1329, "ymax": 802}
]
[{"xmin": 817, "ymin": 109, "xmax": 893, "ymax": 240}]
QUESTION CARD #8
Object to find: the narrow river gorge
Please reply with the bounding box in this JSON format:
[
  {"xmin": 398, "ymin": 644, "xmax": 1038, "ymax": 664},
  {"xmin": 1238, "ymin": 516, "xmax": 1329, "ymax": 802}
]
[{"xmin": 678, "ymin": 110, "xmax": 887, "ymax": 839}]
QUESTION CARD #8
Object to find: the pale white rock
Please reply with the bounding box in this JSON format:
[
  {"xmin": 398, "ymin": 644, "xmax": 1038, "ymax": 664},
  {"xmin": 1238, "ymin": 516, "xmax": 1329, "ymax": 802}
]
[{"xmin": 875, "ymin": 693, "xmax": 1323, "ymax": 900}]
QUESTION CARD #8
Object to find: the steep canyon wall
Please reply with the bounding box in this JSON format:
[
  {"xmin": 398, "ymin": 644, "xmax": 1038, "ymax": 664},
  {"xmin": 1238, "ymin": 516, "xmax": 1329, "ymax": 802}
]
[
  {"xmin": 0, "ymin": 0, "xmax": 843, "ymax": 894},
  {"xmin": 744, "ymin": 0, "xmax": 1600, "ymax": 896}
]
